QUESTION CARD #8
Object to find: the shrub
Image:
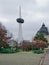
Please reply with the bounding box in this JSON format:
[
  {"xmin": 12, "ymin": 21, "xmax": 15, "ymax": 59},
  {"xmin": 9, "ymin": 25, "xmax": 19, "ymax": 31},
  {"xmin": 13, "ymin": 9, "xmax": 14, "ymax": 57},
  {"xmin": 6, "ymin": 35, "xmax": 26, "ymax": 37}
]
[
  {"xmin": 15, "ymin": 49, "xmax": 22, "ymax": 52},
  {"xmin": 34, "ymin": 50, "xmax": 44, "ymax": 54},
  {"xmin": 0, "ymin": 48, "xmax": 21, "ymax": 53}
]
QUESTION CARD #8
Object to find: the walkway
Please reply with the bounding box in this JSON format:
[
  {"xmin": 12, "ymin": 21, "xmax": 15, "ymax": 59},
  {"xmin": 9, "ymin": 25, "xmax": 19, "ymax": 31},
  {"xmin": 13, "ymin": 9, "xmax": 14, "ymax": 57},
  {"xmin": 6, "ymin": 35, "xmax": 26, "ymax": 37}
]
[{"xmin": 43, "ymin": 49, "xmax": 49, "ymax": 65}]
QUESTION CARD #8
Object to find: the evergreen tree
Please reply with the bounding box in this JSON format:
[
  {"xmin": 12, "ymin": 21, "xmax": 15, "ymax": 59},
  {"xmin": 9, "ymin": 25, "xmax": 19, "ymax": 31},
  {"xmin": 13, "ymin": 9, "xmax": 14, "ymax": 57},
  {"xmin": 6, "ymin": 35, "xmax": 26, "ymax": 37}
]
[{"xmin": 34, "ymin": 33, "xmax": 48, "ymax": 43}]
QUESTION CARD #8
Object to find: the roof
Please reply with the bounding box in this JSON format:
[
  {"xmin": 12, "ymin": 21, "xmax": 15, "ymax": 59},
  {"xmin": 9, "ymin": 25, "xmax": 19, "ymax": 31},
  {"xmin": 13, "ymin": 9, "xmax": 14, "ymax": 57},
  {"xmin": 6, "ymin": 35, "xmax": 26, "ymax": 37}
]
[{"xmin": 37, "ymin": 23, "xmax": 49, "ymax": 35}]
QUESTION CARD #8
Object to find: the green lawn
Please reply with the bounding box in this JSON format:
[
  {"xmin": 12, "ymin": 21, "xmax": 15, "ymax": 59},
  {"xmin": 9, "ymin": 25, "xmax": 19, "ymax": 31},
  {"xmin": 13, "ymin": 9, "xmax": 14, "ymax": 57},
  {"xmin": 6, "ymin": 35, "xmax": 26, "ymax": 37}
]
[{"xmin": 0, "ymin": 52, "xmax": 42, "ymax": 65}]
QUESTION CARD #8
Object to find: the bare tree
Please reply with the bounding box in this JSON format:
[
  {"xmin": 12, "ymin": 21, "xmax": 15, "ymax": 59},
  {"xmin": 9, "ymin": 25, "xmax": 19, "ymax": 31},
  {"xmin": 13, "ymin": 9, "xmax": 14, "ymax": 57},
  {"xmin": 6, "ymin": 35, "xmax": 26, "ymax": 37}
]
[{"xmin": 0, "ymin": 23, "xmax": 12, "ymax": 48}]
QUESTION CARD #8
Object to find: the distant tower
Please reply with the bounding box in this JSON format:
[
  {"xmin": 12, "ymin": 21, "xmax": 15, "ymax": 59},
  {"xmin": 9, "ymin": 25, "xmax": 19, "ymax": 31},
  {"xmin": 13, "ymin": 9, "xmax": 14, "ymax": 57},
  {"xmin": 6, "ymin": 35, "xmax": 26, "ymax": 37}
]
[{"xmin": 16, "ymin": 6, "xmax": 24, "ymax": 45}]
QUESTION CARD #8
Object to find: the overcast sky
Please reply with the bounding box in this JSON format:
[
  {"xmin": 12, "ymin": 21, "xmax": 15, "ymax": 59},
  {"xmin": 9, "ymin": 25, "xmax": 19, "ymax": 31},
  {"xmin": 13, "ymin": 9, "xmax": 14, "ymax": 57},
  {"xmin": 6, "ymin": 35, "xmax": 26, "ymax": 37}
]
[{"xmin": 0, "ymin": 0, "xmax": 49, "ymax": 41}]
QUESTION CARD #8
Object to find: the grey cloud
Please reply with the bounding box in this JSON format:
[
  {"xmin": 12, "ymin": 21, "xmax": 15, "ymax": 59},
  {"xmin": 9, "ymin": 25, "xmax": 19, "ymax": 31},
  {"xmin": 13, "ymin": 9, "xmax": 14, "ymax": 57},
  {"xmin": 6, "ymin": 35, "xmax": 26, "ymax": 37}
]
[{"xmin": 0, "ymin": 0, "xmax": 49, "ymax": 40}]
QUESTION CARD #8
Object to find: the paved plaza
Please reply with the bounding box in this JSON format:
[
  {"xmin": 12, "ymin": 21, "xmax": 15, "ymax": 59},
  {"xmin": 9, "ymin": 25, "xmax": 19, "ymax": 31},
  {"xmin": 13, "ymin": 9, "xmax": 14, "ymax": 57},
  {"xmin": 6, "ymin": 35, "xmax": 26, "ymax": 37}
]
[{"xmin": 0, "ymin": 52, "xmax": 42, "ymax": 65}]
